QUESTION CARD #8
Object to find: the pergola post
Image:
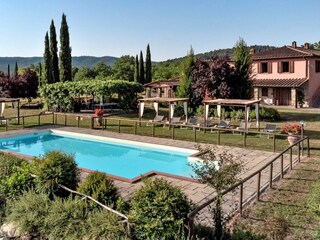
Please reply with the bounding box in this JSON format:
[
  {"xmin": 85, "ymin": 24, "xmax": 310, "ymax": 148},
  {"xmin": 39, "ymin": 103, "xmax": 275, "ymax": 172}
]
[
  {"xmin": 168, "ymin": 101, "xmax": 172, "ymax": 124},
  {"xmin": 244, "ymin": 105, "xmax": 248, "ymax": 131}
]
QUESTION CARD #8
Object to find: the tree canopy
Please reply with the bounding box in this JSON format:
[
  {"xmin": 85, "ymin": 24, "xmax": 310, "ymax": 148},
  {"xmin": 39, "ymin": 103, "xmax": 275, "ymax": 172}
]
[
  {"xmin": 112, "ymin": 55, "xmax": 135, "ymax": 82},
  {"xmin": 59, "ymin": 13, "xmax": 72, "ymax": 82}
]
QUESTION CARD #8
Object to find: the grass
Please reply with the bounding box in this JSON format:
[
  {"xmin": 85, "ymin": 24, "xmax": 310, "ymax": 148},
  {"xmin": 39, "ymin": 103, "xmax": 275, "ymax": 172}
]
[
  {"xmin": 0, "ymin": 105, "xmax": 317, "ymax": 155},
  {"xmin": 234, "ymin": 156, "xmax": 320, "ymax": 239}
]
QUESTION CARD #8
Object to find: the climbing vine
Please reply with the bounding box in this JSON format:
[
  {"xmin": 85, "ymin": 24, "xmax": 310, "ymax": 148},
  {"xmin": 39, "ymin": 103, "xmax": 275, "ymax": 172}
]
[{"xmin": 40, "ymin": 79, "xmax": 144, "ymax": 111}]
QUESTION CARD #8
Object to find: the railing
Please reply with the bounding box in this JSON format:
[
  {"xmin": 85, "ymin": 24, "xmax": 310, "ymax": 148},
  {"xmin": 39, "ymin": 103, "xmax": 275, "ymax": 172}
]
[{"xmin": 186, "ymin": 136, "xmax": 309, "ymax": 239}]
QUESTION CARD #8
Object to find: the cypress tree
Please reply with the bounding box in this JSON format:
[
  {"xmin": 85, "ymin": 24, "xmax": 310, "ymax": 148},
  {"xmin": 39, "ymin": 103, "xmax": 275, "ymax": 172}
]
[
  {"xmin": 139, "ymin": 51, "xmax": 145, "ymax": 84},
  {"xmin": 145, "ymin": 44, "xmax": 152, "ymax": 83},
  {"xmin": 50, "ymin": 20, "xmax": 60, "ymax": 82},
  {"xmin": 59, "ymin": 13, "xmax": 72, "ymax": 82},
  {"xmin": 7, "ymin": 65, "xmax": 10, "ymax": 79},
  {"xmin": 38, "ymin": 62, "xmax": 42, "ymax": 87},
  {"xmin": 44, "ymin": 32, "xmax": 52, "ymax": 84},
  {"xmin": 134, "ymin": 54, "xmax": 139, "ymax": 82},
  {"xmin": 14, "ymin": 62, "xmax": 18, "ymax": 77}
]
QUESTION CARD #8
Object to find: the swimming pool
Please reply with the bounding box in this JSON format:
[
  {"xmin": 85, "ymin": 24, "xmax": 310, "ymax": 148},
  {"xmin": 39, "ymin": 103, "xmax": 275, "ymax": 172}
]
[{"xmin": 0, "ymin": 130, "xmax": 198, "ymax": 181}]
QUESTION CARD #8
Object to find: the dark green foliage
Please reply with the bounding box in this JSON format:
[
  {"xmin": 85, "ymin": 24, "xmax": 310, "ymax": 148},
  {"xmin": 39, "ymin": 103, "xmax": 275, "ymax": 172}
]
[
  {"xmin": 139, "ymin": 51, "xmax": 145, "ymax": 84},
  {"xmin": 59, "ymin": 13, "xmax": 72, "ymax": 82},
  {"xmin": 233, "ymin": 38, "xmax": 253, "ymax": 99},
  {"xmin": 73, "ymin": 67, "xmax": 97, "ymax": 81},
  {"xmin": 32, "ymin": 151, "xmax": 80, "ymax": 197},
  {"xmin": 129, "ymin": 178, "xmax": 191, "ymax": 240},
  {"xmin": 145, "ymin": 44, "xmax": 152, "ymax": 83},
  {"xmin": 5, "ymin": 190, "xmax": 51, "ymax": 236},
  {"xmin": 112, "ymin": 55, "xmax": 135, "ymax": 81},
  {"xmin": 230, "ymin": 227, "xmax": 265, "ymax": 240},
  {"xmin": 77, "ymin": 171, "xmax": 119, "ymax": 207},
  {"xmin": 86, "ymin": 209, "xmax": 129, "ymax": 240},
  {"xmin": 0, "ymin": 153, "xmax": 34, "ymax": 198},
  {"xmin": 44, "ymin": 196, "xmax": 87, "ymax": 239},
  {"xmin": 44, "ymin": 32, "xmax": 52, "ymax": 84},
  {"xmin": 40, "ymin": 79, "xmax": 144, "ymax": 111},
  {"xmin": 259, "ymin": 107, "xmax": 280, "ymax": 120},
  {"xmin": 134, "ymin": 54, "xmax": 139, "ymax": 82},
  {"xmin": 50, "ymin": 20, "xmax": 60, "ymax": 83},
  {"xmin": 1, "ymin": 162, "xmax": 34, "ymax": 198},
  {"xmin": 14, "ymin": 62, "xmax": 18, "ymax": 78},
  {"xmin": 93, "ymin": 61, "xmax": 112, "ymax": 78}
]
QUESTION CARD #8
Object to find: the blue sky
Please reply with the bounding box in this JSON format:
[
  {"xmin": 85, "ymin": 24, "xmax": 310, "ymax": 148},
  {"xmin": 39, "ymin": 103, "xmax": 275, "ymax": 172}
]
[{"xmin": 0, "ymin": 0, "xmax": 319, "ymax": 61}]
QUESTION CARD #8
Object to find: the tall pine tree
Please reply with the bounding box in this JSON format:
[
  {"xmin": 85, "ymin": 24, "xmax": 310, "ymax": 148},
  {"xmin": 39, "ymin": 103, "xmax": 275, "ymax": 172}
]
[
  {"xmin": 7, "ymin": 65, "xmax": 10, "ymax": 79},
  {"xmin": 50, "ymin": 20, "xmax": 60, "ymax": 82},
  {"xmin": 145, "ymin": 44, "xmax": 152, "ymax": 83},
  {"xmin": 59, "ymin": 13, "xmax": 72, "ymax": 82},
  {"xmin": 139, "ymin": 51, "xmax": 145, "ymax": 84},
  {"xmin": 14, "ymin": 62, "xmax": 18, "ymax": 77},
  {"xmin": 233, "ymin": 38, "xmax": 252, "ymax": 99},
  {"xmin": 134, "ymin": 54, "xmax": 139, "ymax": 82},
  {"xmin": 44, "ymin": 32, "xmax": 52, "ymax": 83}
]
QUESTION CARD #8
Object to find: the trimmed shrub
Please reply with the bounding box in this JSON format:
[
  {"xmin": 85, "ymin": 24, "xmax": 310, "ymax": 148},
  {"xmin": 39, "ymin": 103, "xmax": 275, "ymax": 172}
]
[
  {"xmin": 43, "ymin": 196, "xmax": 87, "ymax": 239},
  {"xmin": 86, "ymin": 209, "xmax": 129, "ymax": 240},
  {"xmin": 77, "ymin": 171, "xmax": 119, "ymax": 207},
  {"xmin": 5, "ymin": 190, "xmax": 50, "ymax": 236},
  {"xmin": 196, "ymin": 105, "xmax": 204, "ymax": 116},
  {"xmin": 1, "ymin": 161, "xmax": 34, "ymax": 198},
  {"xmin": 259, "ymin": 107, "xmax": 280, "ymax": 121},
  {"xmin": 129, "ymin": 178, "xmax": 192, "ymax": 240},
  {"xmin": 32, "ymin": 151, "xmax": 80, "ymax": 197},
  {"xmin": 0, "ymin": 153, "xmax": 26, "ymax": 180}
]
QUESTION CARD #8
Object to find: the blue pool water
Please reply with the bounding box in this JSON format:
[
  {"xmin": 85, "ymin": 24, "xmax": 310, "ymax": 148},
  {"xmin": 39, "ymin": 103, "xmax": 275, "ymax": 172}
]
[{"xmin": 0, "ymin": 131, "xmax": 194, "ymax": 179}]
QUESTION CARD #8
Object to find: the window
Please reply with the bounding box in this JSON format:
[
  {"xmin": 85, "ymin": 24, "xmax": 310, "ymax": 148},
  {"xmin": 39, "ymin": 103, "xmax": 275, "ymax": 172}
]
[
  {"xmin": 282, "ymin": 61, "xmax": 289, "ymax": 72},
  {"xmin": 262, "ymin": 87, "xmax": 268, "ymax": 97},
  {"xmin": 316, "ymin": 60, "xmax": 320, "ymax": 73},
  {"xmin": 261, "ymin": 62, "xmax": 268, "ymax": 73}
]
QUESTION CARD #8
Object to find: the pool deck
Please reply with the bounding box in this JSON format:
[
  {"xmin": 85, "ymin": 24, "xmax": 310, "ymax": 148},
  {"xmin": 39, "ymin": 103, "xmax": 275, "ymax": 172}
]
[{"xmin": 0, "ymin": 125, "xmax": 300, "ymax": 223}]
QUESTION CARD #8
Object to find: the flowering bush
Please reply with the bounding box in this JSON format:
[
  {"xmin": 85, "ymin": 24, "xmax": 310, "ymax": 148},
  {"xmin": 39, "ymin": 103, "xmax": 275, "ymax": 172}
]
[
  {"xmin": 281, "ymin": 123, "xmax": 301, "ymax": 134},
  {"xmin": 94, "ymin": 108, "xmax": 104, "ymax": 116}
]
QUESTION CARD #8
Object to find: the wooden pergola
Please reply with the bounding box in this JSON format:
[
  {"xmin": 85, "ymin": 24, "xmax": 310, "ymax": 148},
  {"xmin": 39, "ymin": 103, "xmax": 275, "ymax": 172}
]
[
  {"xmin": 138, "ymin": 97, "xmax": 189, "ymax": 123},
  {"xmin": 0, "ymin": 98, "xmax": 20, "ymax": 124},
  {"xmin": 203, "ymin": 98, "xmax": 261, "ymax": 130}
]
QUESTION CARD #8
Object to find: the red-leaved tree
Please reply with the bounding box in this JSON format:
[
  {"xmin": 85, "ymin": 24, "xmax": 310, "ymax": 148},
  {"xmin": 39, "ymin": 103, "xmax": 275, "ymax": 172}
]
[{"xmin": 191, "ymin": 56, "xmax": 237, "ymax": 101}]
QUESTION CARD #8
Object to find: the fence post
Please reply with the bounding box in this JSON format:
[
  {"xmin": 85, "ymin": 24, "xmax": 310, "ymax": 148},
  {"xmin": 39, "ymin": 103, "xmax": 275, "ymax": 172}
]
[
  {"xmin": 243, "ymin": 132, "xmax": 247, "ymax": 148},
  {"xmin": 77, "ymin": 116, "xmax": 80, "ymax": 128},
  {"xmin": 104, "ymin": 118, "xmax": 107, "ymax": 130},
  {"xmin": 239, "ymin": 183, "xmax": 243, "ymax": 216},
  {"xmin": 64, "ymin": 115, "xmax": 67, "ymax": 126},
  {"xmin": 280, "ymin": 155, "xmax": 284, "ymax": 178},
  {"xmin": 307, "ymin": 137, "xmax": 310, "ymax": 157},
  {"xmin": 101, "ymin": 117, "xmax": 104, "ymax": 130},
  {"xmin": 193, "ymin": 128, "xmax": 197, "ymax": 142},
  {"xmin": 52, "ymin": 113, "xmax": 55, "ymax": 124},
  {"xmin": 256, "ymin": 171, "xmax": 261, "ymax": 201},
  {"xmin": 90, "ymin": 117, "xmax": 94, "ymax": 129},
  {"xmin": 297, "ymin": 145, "xmax": 301, "ymax": 162},
  {"xmin": 188, "ymin": 217, "xmax": 195, "ymax": 240},
  {"xmin": 273, "ymin": 135, "xmax": 276, "ymax": 152},
  {"xmin": 118, "ymin": 120, "xmax": 121, "ymax": 133},
  {"xmin": 134, "ymin": 122, "xmax": 137, "ymax": 135},
  {"xmin": 38, "ymin": 115, "xmax": 41, "ymax": 126},
  {"xmin": 5, "ymin": 119, "xmax": 8, "ymax": 131},
  {"xmin": 171, "ymin": 125, "xmax": 175, "ymax": 140},
  {"xmin": 55, "ymin": 113, "xmax": 57, "ymax": 125},
  {"xmin": 152, "ymin": 123, "xmax": 155, "ymax": 137},
  {"xmin": 269, "ymin": 163, "xmax": 273, "ymax": 189},
  {"xmin": 22, "ymin": 116, "xmax": 25, "ymax": 129},
  {"xmin": 290, "ymin": 148, "xmax": 293, "ymax": 170}
]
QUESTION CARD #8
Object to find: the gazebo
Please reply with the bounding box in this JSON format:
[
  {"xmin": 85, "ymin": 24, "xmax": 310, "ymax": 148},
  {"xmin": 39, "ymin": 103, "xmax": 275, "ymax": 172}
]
[
  {"xmin": 0, "ymin": 98, "xmax": 20, "ymax": 124},
  {"xmin": 138, "ymin": 97, "xmax": 189, "ymax": 123},
  {"xmin": 203, "ymin": 98, "xmax": 261, "ymax": 130}
]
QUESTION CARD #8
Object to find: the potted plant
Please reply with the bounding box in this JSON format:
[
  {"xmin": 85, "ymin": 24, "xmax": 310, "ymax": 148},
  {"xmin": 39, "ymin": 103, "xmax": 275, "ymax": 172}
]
[
  {"xmin": 94, "ymin": 108, "xmax": 104, "ymax": 126},
  {"xmin": 281, "ymin": 123, "xmax": 301, "ymax": 145}
]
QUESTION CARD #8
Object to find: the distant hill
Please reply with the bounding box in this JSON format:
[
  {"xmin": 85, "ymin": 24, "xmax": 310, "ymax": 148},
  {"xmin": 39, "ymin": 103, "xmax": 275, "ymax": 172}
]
[{"xmin": 0, "ymin": 56, "xmax": 118, "ymax": 72}]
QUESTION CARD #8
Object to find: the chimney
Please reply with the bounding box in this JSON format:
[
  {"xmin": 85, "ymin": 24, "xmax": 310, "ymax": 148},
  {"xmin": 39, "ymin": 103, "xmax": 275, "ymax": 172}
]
[
  {"xmin": 304, "ymin": 42, "xmax": 309, "ymax": 49},
  {"xmin": 292, "ymin": 41, "xmax": 297, "ymax": 48},
  {"xmin": 249, "ymin": 48, "xmax": 255, "ymax": 55}
]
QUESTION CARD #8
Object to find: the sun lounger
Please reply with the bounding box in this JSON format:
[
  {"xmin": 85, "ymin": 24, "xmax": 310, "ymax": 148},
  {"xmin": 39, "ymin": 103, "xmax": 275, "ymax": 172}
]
[
  {"xmin": 214, "ymin": 120, "xmax": 230, "ymax": 128},
  {"xmin": 163, "ymin": 117, "xmax": 182, "ymax": 128},
  {"xmin": 180, "ymin": 117, "xmax": 197, "ymax": 129},
  {"xmin": 233, "ymin": 122, "xmax": 251, "ymax": 134},
  {"xmin": 260, "ymin": 124, "xmax": 277, "ymax": 138},
  {"xmin": 146, "ymin": 115, "xmax": 165, "ymax": 126}
]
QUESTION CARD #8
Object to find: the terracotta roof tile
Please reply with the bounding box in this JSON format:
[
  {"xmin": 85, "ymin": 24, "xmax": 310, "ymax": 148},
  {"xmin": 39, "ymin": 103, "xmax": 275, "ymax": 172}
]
[
  {"xmin": 252, "ymin": 78, "xmax": 308, "ymax": 87},
  {"xmin": 252, "ymin": 46, "xmax": 320, "ymax": 60}
]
